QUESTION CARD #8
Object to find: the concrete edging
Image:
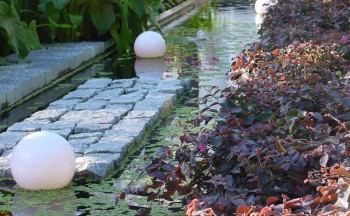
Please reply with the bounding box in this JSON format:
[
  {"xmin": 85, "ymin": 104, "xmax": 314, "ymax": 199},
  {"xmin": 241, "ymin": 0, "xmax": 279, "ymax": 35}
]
[
  {"xmin": 0, "ymin": 42, "xmax": 108, "ymax": 112},
  {"xmin": 151, "ymin": 0, "xmax": 208, "ymax": 29}
]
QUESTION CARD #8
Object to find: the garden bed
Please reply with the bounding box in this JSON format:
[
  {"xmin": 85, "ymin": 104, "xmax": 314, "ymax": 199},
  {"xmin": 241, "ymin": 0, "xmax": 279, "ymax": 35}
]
[{"xmin": 123, "ymin": 0, "xmax": 350, "ymax": 215}]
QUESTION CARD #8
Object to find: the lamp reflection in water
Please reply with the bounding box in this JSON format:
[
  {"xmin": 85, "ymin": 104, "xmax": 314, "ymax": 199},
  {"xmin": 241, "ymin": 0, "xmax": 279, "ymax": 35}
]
[
  {"xmin": 255, "ymin": 0, "xmax": 277, "ymax": 15},
  {"xmin": 255, "ymin": 13, "xmax": 264, "ymax": 29},
  {"xmin": 12, "ymin": 189, "xmax": 76, "ymax": 216},
  {"xmin": 135, "ymin": 58, "xmax": 171, "ymax": 80}
]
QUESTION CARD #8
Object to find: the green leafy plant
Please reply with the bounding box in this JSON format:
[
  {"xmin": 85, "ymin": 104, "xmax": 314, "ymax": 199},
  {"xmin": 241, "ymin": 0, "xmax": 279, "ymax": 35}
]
[
  {"xmin": 0, "ymin": 0, "xmax": 40, "ymax": 62},
  {"xmin": 0, "ymin": 0, "xmax": 164, "ymax": 60},
  {"xmin": 33, "ymin": 0, "xmax": 163, "ymax": 52}
]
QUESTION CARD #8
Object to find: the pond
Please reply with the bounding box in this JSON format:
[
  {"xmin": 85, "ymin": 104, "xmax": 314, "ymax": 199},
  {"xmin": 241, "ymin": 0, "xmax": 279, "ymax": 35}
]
[{"xmin": 0, "ymin": 0, "xmax": 258, "ymax": 215}]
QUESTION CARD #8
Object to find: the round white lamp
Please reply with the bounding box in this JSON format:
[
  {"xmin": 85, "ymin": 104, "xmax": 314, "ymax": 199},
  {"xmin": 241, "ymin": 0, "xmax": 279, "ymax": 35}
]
[
  {"xmin": 255, "ymin": 0, "xmax": 272, "ymax": 14},
  {"xmin": 134, "ymin": 58, "xmax": 167, "ymax": 80},
  {"xmin": 134, "ymin": 31, "xmax": 166, "ymax": 58},
  {"xmin": 11, "ymin": 131, "xmax": 75, "ymax": 190}
]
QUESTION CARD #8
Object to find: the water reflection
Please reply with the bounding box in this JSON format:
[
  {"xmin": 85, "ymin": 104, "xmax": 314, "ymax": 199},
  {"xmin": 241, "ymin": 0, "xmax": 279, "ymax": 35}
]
[
  {"xmin": 165, "ymin": 0, "xmax": 258, "ymax": 99},
  {"xmin": 11, "ymin": 189, "xmax": 76, "ymax": 216},
  {"xmin": 134, "ymin": 58, "xmax": 167, "ymax": 80},
  {"xmin": 255, "ymin": 13, "xmax": 264, "ymax": 27},
  {"xmin": 1, "ymin": 0, "xmax": 260, "ymax": 214}
]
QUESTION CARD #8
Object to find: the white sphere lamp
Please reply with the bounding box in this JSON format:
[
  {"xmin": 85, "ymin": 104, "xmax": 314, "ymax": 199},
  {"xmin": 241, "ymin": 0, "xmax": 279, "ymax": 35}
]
[
  {"xmin": 134, "ymin": 31, "xmax": 166, "ymax": 58},
  {"xmin": 11, "ymin": 131, "xmax": 76, "ymax": 190},
  {"xmin": 255, "ymin": 0, "xmax": 271, "ymax": 14},
  {"xmin": 134, "ymin": 58, "xmax": 166, "ymax": 80}
]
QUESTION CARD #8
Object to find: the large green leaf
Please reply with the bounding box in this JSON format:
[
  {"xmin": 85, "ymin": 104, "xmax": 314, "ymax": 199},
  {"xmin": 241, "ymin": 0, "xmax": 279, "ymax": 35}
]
[
  {"xmin": 115, "ymin": 0, "xmax": 132, "ymax": 52},
  {"xmin": 145, "ymin": 0, "xmax": 162, "ymax": 32},
  {"xmin": 48, "ymin": 17, "xmax": 71, "ymax": 28},
  {"xmin": 44, "ymin": 2, "xmax": 59, "ymax": 24},
  {"xmin": 0, "ymin": 1, "xmax": 29, "ymax": 60},
  {"xmin": 68, "ymin": 14, "xmax": 83, "ymax": 28},
  {"xmin": 21, "ymin": 20, "xmax": 41, "ymax": 50},
  {"xmin": 129, "ymin": 0, "xmax": 147, "ymax": 17},
  {"xmin": 128, "ymin": 9, "xmax": 144, "ymax": 40},
  {"xmin": 91, "ymin": 0, "xmax": 116, "ymax": 36},
  {"xmin": 38, "ymin": 0, "xmax": 70, "ymax": 11},
  {"xmin": 128, "ymin": 0, "xmax": 162, "ymax": 32}
]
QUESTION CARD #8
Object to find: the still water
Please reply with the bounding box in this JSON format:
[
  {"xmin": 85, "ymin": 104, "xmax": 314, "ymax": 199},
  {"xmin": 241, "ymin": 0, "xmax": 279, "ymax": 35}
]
[{"xmin": 0, "ymin": 0, "xmax": 258, "ymax": 215}]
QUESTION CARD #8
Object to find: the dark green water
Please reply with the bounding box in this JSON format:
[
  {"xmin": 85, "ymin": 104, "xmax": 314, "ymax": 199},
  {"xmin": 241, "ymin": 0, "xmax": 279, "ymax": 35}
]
[{"xmin": 0, "ymin": 0, "xmax": 258, "ymax": 215}]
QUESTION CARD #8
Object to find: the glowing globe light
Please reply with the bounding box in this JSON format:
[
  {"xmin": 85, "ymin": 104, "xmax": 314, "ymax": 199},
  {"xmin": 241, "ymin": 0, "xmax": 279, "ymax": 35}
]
[
  {"xmin": 255, "ymin": 0, "xmax": 272, "ymax": 14},
  {"xmin": 11, "ymin": 131, "xmax": 75, "ymax": 190},
  {"xmin": 134, "ymin": 58, "xmax": 166, "ymax": 80},
  {"xmin": 134, "ymin": 31, "xmax": 166, "ymax": 58}
]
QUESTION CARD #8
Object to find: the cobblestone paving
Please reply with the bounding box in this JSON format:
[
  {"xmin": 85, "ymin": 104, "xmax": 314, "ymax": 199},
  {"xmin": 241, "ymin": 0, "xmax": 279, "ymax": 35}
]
[{"xmin": 0, "ymin": 78, "xmax": 190, "ymax": 179}]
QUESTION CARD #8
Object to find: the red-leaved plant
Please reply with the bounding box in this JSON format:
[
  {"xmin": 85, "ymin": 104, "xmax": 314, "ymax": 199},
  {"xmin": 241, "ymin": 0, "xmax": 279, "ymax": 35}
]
[{"xmin": 118, "ymin": 0, "xmax": 350, "ymax": 215}]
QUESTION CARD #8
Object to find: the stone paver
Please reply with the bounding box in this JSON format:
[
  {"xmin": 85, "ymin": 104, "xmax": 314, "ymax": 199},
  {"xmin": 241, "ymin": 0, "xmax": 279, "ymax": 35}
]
[
  {"xmin": 41, "ymin": 121, "xmax": 76, "ymax": 131},
  {"xmin": 30, "ymin": 109, "xmax": 67, "ymax": 121},
  {"xmin": 69, "ymin": 132, "xmax": 104, "ymax": 140},
  {"xmin": 75, "ymin": 153, "xmax": 120, "ymax": 179},
  {"xmin": 0, "ymin": 78, "xmax": 190, "ymax": 178},
  {"xmin": 7, "ymin": 122, "xmax": 42, "ymax": 132},
  {"xmin": 0, "ymin": 132, "xmax": 29, "ymax": 151},
  {"xmin": 48, "ymin": 99, "xmax": 83, "ymax": 110},
  {"xmin": 70, "ymin": 137, "xmax": 99, "ymax": 154},
  {"xmin": 59, "ymin": 110, "xmax": 95, "ymax": 122},
  {"xmin": 62, "ymin": 89, "xmax": 99, "ymax": 100},
  {"xmin": 77, "ymin": 78, "xmax": 112, "ymax": 89},
  {"xmin": 92, "ymin": 88, "xmax": 125, "ymax": 101},
  {"xmin": 74, "ymin": 100, "xmax": 108, "ymax": 111}
]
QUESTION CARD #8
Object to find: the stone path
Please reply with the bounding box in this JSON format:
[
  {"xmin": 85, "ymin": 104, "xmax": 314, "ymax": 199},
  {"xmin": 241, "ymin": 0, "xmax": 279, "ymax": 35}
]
[{"xmin": 0, "ymin": 77, "xmax": 190, "ymax": 179}]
